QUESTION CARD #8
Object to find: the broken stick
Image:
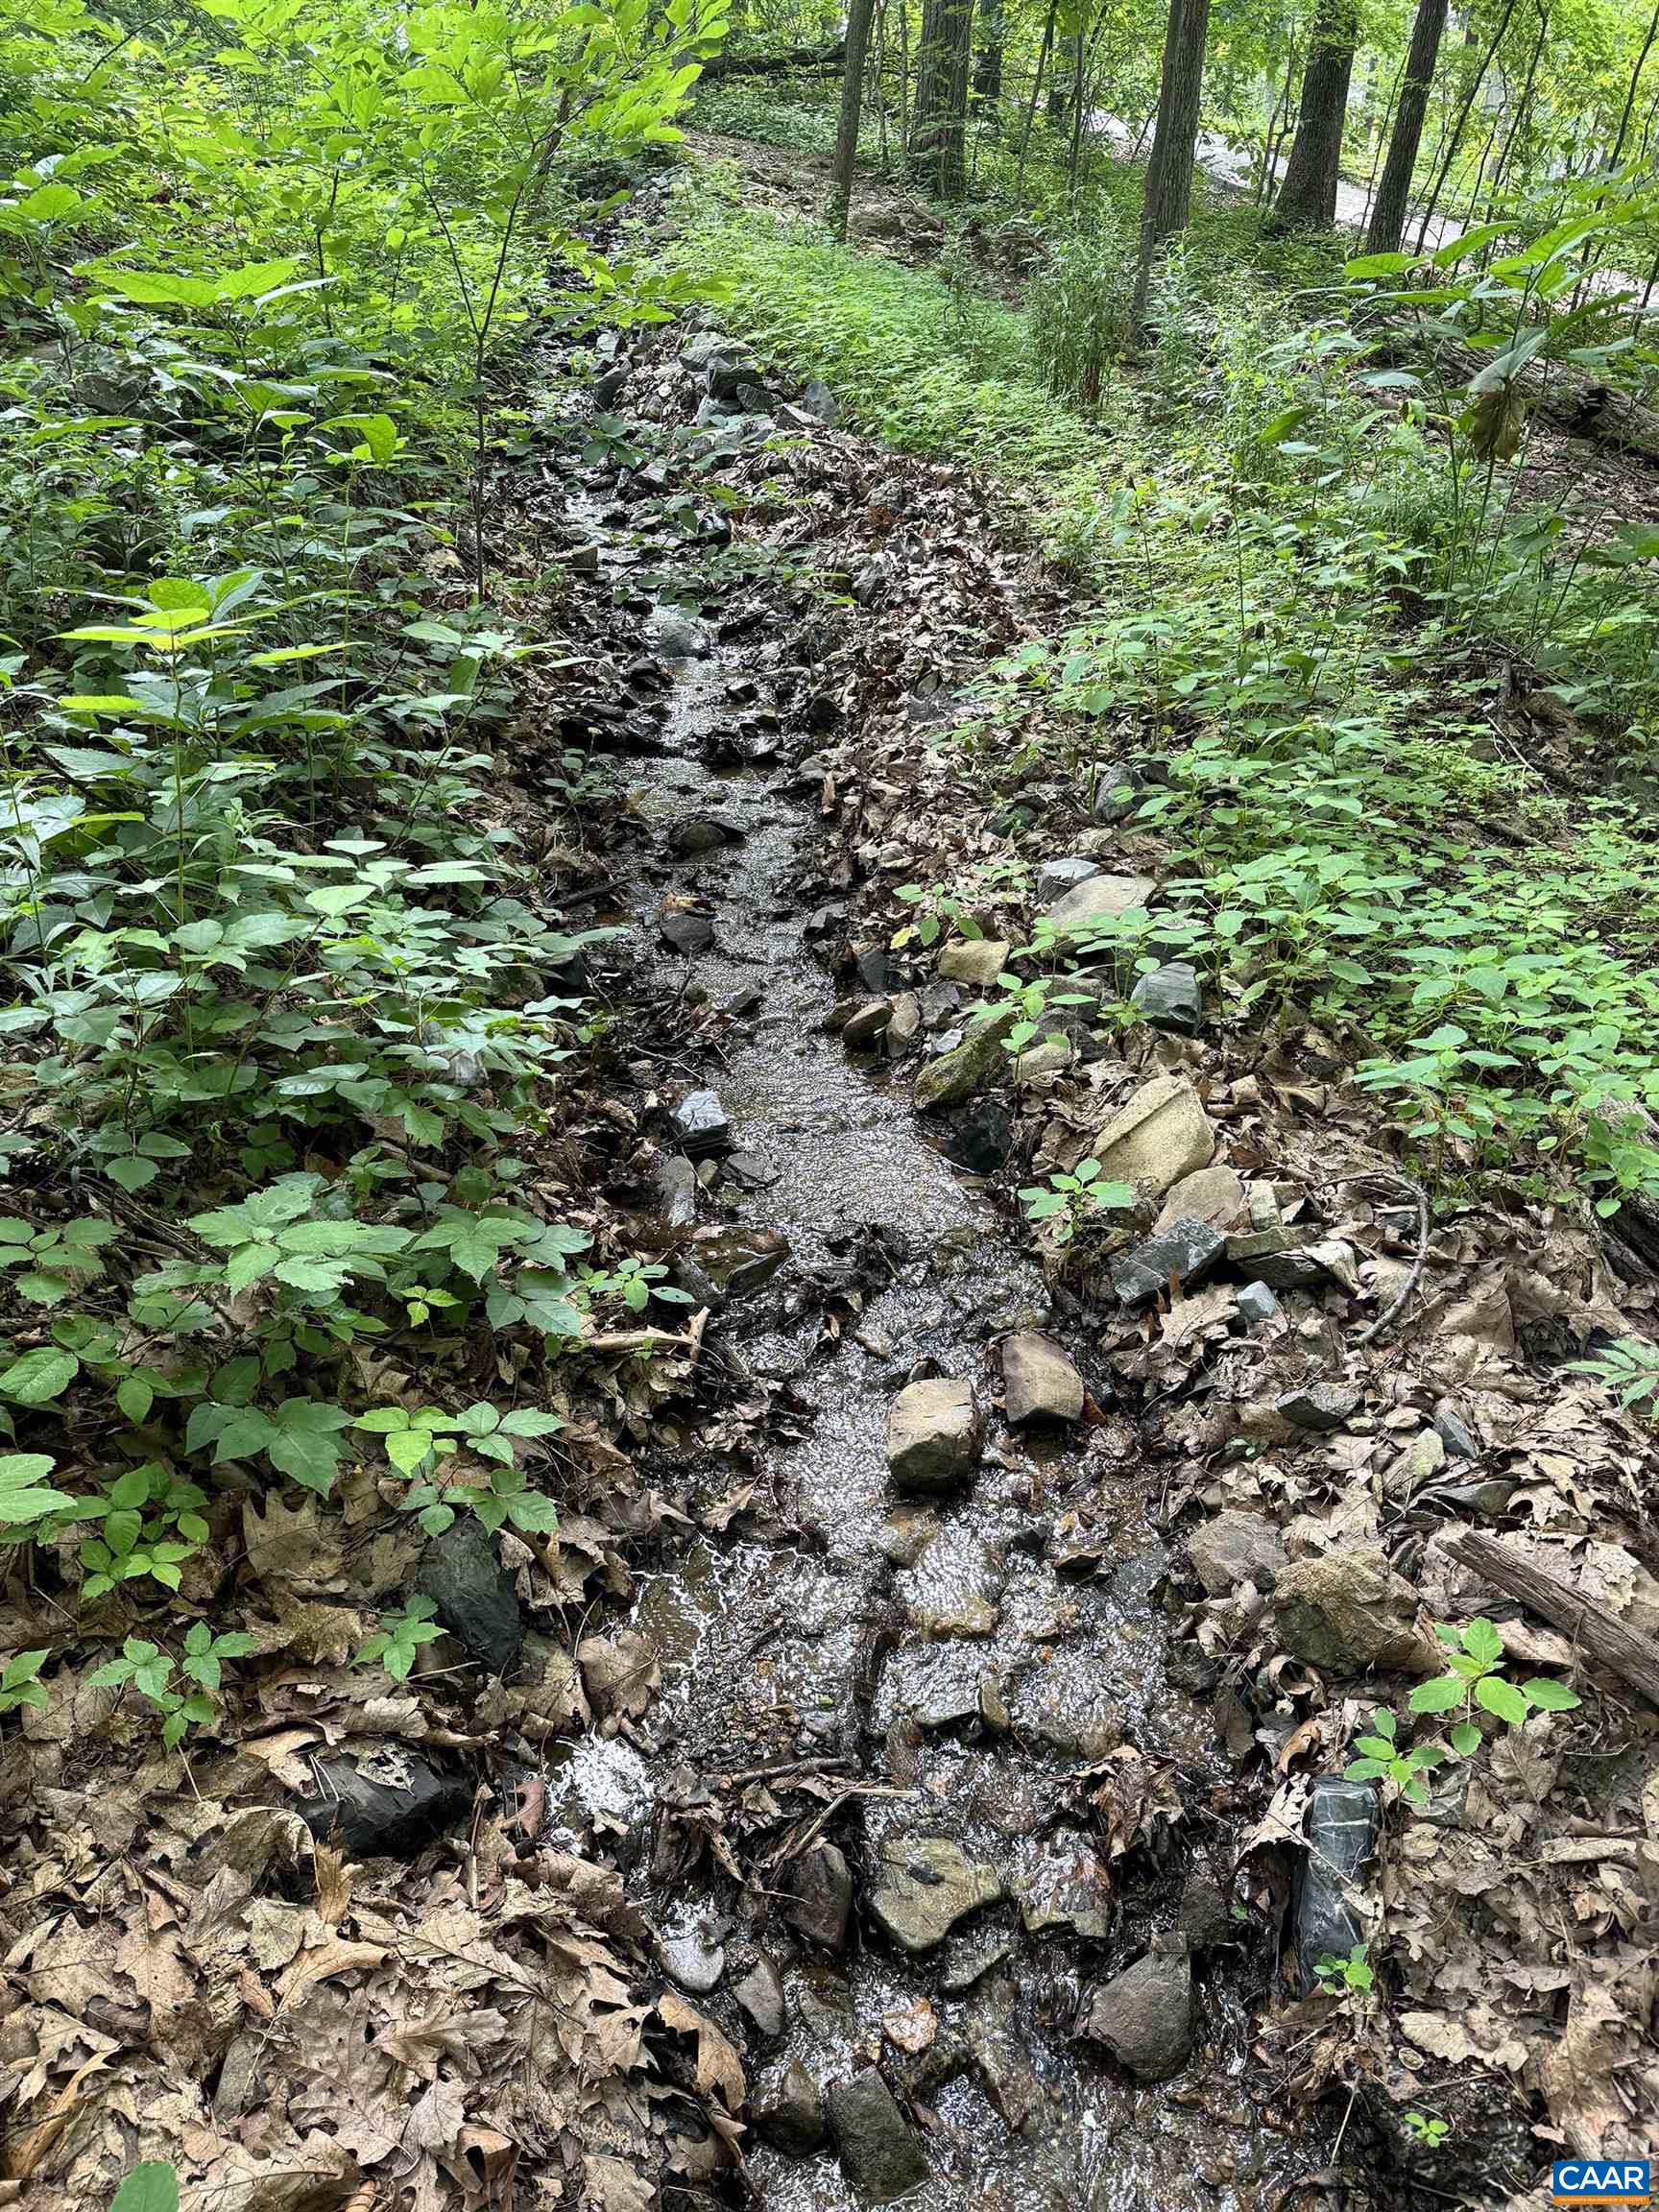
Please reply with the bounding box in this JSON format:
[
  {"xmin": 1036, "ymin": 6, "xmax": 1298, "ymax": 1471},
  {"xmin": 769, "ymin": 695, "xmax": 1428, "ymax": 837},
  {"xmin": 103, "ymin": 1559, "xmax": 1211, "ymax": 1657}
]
[{"xmin": 1447, "ymin": 1527, "xmax": 1659, "ymax": 1715}]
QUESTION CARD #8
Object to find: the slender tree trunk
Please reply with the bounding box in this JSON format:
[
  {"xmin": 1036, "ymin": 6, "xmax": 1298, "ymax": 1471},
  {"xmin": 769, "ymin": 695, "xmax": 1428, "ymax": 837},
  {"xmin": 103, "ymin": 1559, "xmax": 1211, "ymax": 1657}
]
[
  {"xmin": 1068, "ymin": 16, "xmax": 1086, "ymax": 194},
  {"xmin": 1370, "ymin": 0, "xmax": 1452, "ymax": 252},
  {"xmin": 1610, "ymin": 0, "xmax": 1659, "ymax": 168},
  {"xmin": 1411, "ymin": 0, "xmax": 1520, "ymax": 252},
  {"xmin": 1359, "ymin": 47, "xmax": 1407, "ymax": 232},
  {"xmin": 1016, "ymin": 0, "xmax": 1060, "ymax": 186},
  {"xmin": 1268, "ymin": 0, "xmax": 1358, "ymax": 232},
  {"xmin": 1132, "ymin": 0, "xmax": 1212, "ymax": 327},
  {"xmin": 908, "ymin": 0, "xmax": 973, "ymax": 194},
  {"xmin": 828, "ymin": 0, "xmax": 878, "ymax": 238},
  {"xmin": 1486, "ymin": 0, "xmax": 1548, "ymax": 214},
  {"xmin": 974, "ymin": 0, "xmax": 1003, "ymax": 103}
]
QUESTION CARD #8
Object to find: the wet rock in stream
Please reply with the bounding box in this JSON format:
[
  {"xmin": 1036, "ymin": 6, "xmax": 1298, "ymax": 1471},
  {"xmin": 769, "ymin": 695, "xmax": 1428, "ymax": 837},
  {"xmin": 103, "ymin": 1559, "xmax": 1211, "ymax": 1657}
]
[
  {"xmin": 868, "ymin": 1835, "xmax": 1003, "ymax": 1953},
  {"xmin": 1080, "ymin": 1936, "xmax": 1194, "ymax": 2081},
  {"xmin": 1000, "ymin": 1332, "xmax": 1084, "ymax": 1425},
  {"xmin": 828, "ymin": 2069, "xmax": 929, "ymax": 2202},
  {"xmin": 786, "ymin": 1841, "xmax": 854, "ymax": 1952},
  {"xmin": 887, "ymin": 1376, "xmax": 982, "ymax": 1492},
  {"xmin": 733, "ymin": 1952, "xmax": 787, "ymax": 2037},
  {"xmin": 757, "ymin": 2058, "xmax": 829, "ymax": 2154}
]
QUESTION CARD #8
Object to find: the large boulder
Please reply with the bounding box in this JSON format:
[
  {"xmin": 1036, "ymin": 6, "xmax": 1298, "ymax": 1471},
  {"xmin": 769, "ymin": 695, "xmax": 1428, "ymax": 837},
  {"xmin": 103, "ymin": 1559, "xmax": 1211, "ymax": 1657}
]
[
  {"xmin": 1080, "ymin": 1939, "xmax": 1193, "ymax": 2080},
  {"xmin": 888, "ymin": 1377, "xmax": 982, "ymax": 1493},
  {"xmin": 868, "ymin": 1836, "xmax": 1002, "ymax": 1954},
  {"xmin": 1273, "ymin": 1546, "xmax": 1439, "ymax": 1674},
  {"xmin": 1094, "ymin": 1074, "xmax": 1214, "ymax": 1196}
]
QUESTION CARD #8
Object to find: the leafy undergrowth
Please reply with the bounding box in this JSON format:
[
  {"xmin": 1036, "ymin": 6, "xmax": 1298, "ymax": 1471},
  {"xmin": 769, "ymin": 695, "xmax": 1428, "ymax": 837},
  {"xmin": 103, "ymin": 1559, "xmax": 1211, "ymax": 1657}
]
[
  {"xmin": 641, "ymin": 135, "xmax": 1659, "ymax": 2189},
  {"xmin": 661, "ymin": 159, "xmax": 1659, "ymax": 1226}
]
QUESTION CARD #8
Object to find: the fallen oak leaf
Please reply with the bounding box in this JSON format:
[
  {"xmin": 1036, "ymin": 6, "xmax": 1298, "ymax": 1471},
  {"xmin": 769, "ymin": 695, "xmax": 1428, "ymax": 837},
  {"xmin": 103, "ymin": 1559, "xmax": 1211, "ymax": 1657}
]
[
  {"xmin": 657, "ymin": 1990, "xmax": 745, "ymax": 2108},
  {"xmin": 276, "ymin": 1936, "xmax": 389, "ymax": 2008}
]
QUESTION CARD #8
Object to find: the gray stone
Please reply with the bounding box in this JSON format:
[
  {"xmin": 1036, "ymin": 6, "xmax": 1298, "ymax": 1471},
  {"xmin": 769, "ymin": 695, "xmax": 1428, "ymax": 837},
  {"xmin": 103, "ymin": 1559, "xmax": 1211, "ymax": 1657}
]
[
  {"xmin": 802, "ymin": 376, "xmax": 839, "ymax": 423},
  {"xmin": 670, "ymin": 812, "xmax": 741, "ymax": 856},
  {"xmin": 828, "ymin": 2071, "xmax": 928, "ymax": 2203},
  {"xmin": 756, "ymin": 2059, "xmax": 827, "ymax": 2155},
  {"xmin": 1035, "ymin": 855, "xmax": 1101, "ymax": 904},
  {"xmin": 658, "ymin": 1907, "xmax": 725, "ymax": 1994},
  {"xmin": 652, "ymin": 1152, "xmax": 698, "ymax": 1229},
  {"xmin": 1434, "ymin": 1397, "xmax": 1482, "ymax": 1461},
  {"xmin": 1235, "ymin": 1280, "xmax": 1279, "ymax": 1327},
  {"xmin": 913, "ymin": 1003, "xmax": 1020, "ymax": 1110},
  {"xmin": 671, "ymin": 1089, "xmax": 733, "ymax": 1160},
  {"xmin": 786, "ymin": 1841, "xmax": 854, "ymax": 1952},
  {"xmin": 1130, "ymin": 961, "xmax": 1202, "ymax": 1035},
  {"xmin": 1155, "ymin": 1162, "xmax": 1245, "ymax": 1235},
  {"xmin": 1386, "ymin": 1427, "xmax": 1446, "ymax": 1495},
  {"xmin": 1012, "ymin": 1036, "xmax": 1072, "ymax": 1086},
  {"xmin": 733, "ymin": 1953, "xmax": 786, "ymax": 2038},
  {"xmin": 936, "ymin": 937, "xmax": 1010, "ymax": 989},
  {"xmin": 888, "ymin": 1377, "xmax": 982, "ymax": 1492},
  {"xmin": 843, "ymin": 999, "xmax": 893, "ymax": 1049},
  {"xmin": 869, "ymin": 1836, "xmax": 1002, "ymax": 1954},
  {"xmin": 1080, "ymin": 1940, "xmax": 1192, "ymax": 2081},
  {"xmin": 1110, "ymin": 1217, "xmax": 1226, "ymax": 1310},
  {"xmin": 1247, "ymin": 1181, "xmax": 1283, "ymax": 1230},
  {"xmin": 882, "ymin": 1643, "xmax": 983, "ymax": 1731},
  {"xmin": 648, "ymin": 606, "xmax": 709, "ymax": 658},
  {"xmin": 660, "ymin": 905, "xmax": 714, "ymax": 954},
  {"xmin": 417, "ymin": 1519, "xmax": 521, "ymax": 1675},
  {"xmin": 1000, "ymin": 1332, "xmax": 1084, "ymax": 1426},
  {"xmin": 1277, "ymin": 1381, "xmax": 1362, "ymax": 1432},
  {"xmin": 1272, "ymin": 1546, "xmax": 1438, "ymax": 1673},
  {"xmin": 1013, "ymin": 1831, "xmax": 1115, "ymax": 1940},
  {"xmin": 940, "ymin": 1930, "xmax": 1016, "ymax": 1994},
  {"xmin": 679, "ymin": 333, "xmax": 724, "ymax": 371},
  {"xmin": 1084, "ymin": 763, "xmax": 1150, "ymax": 823},
  {"xmin": 1178, "ymin": 1874, "xmax": 1235, "ymax": 1954},
  {"xmin": 1188, "ymin": 1510, "xmax": 1287, "ymax": 1597},
  {"xmin": 885, "ymin": 993, "xmax": 923, "ymax": 1059},
  {"xmin": 1094, "ymin": 1074, "xmax": 1214, "ymax": 1196},
  {"xmin": 1044, "ymin": 871, "xmax": 1157, "ymax": 935}
]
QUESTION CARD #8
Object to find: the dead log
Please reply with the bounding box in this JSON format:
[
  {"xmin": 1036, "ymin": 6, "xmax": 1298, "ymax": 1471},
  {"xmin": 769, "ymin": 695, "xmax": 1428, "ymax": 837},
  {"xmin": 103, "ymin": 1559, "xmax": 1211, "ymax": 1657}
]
[
  {"xmin": 698, "ymin": 38, "xmax": 846, "ymax": 80},
  {"xmin": 1369, "ymin": 318, "xmax": 1659, "ymax": 465},
  {"xmin": 1446, "ymin": 1527, "xmax": 1659, "ymax": 1713}
]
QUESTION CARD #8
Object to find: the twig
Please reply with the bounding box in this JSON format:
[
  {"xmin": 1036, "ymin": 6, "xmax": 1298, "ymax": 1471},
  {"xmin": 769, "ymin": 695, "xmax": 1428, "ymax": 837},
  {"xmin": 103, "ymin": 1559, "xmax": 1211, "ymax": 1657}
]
[{"xmin": 1329, "ymin": 1169, "xmax": 1430, "ymax": 1347}]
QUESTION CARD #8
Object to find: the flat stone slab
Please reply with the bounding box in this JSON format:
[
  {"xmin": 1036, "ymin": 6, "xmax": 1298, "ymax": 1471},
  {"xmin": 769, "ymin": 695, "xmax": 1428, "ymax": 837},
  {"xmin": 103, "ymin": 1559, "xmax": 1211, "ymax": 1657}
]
[
  {"xmin": 1095, "ymin": 1074, "xmax": 1214, "ymax": 1197},
  {"xmin": 868, "ymin": 1836, "xmax": 1002, "ymax": 1953},
  {"xmin": 1000, "ymin": 1332, "xmax": 1084, "ymax": 1425},
  {"xmin": 1043, "ymin": 872, "xmax": 1157, "ymax": 935}
]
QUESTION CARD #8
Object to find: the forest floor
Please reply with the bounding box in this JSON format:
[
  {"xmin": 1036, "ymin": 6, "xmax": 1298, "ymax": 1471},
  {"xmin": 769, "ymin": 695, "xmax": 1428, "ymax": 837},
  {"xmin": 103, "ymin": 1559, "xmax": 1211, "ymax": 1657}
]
[{"xmin": 11, "ymin": 134, "xmax": 1659, "ymax": 2212}]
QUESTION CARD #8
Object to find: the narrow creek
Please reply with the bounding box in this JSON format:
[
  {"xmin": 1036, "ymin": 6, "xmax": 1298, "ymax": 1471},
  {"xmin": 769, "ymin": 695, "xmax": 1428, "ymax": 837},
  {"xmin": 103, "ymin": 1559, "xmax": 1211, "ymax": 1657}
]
[{"xmin": 543, "ymin": 429, "xmax": 1333, "ymax": 2210}]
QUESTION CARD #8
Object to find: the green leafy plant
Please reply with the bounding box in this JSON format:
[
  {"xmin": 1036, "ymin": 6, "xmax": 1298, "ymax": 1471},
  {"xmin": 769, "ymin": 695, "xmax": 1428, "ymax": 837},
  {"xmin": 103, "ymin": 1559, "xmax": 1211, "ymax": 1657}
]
[
  {"xmin": 110, "ymin": 2165, "xmax": 179, "ymax": 2212},
  {"xmin": 0, "ymin": 1647, "xmax": 50, "ymax": 1716},
  {"xmin": 1342, "ymin": 1705, "xmax": 1446, "ymax": 1810},
  {"xmin": 1408, "ymin": 1617, "xmax": 1581, "ymax": 1743},
  {"xmin": 1403, "ymin": 2111, "xmax": 1451, "ymax": 2150},
  {"xmin": 1017, "ymin": 1158, "xmax": 1134, "ymax": 1246},
  {"xmin": 1314, "ymin": 1942, "xmax": 1375, "ymax": 1997},
  {"xmin": 356, "ymin": 1596, "xmax": 444, "ymax": 1683},
  {"xmin": 87, "ymin": 1623, "xmax": 255, "ymax": 1749}
]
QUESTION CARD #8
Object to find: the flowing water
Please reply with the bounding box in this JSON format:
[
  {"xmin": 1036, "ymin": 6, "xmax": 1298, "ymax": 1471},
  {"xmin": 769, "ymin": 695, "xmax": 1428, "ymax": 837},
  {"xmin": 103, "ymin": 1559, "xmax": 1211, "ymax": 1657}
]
[{"xmin": 549, "ymin": 452, "xmax": 1331, "ymax": 2211}]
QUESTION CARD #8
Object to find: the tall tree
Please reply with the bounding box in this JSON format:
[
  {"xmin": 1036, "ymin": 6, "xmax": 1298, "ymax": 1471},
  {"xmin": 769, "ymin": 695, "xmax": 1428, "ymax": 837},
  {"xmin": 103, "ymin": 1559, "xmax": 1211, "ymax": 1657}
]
[
  {"xmin": 1364, "ymin": 0, "xmax": 1450, "ymax": 253},
  {"xmin": 1131, "ymin": 0, "xmax": 1212, "ymax": 325},
  {"xmin": 908, "ymin": 0, "xmax": 973, "ymax": 195},
  {"xmin": 1411, "ymin": 0, "xmax": 1520, "ymax": 250},
  {"xmin": 1268, "ymin": 0, "xmax": 1358, "ymax": 232},
  {"xmin": 828, "ymin": 0, "xmax": 878, "ymax": 240}
]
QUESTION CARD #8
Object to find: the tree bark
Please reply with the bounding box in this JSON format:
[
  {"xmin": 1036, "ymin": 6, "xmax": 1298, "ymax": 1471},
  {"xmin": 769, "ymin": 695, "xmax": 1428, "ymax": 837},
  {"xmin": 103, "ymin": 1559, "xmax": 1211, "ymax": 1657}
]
[
  {"xmin": 1411, "ymin": 0, "xmax": 1520, "ymax": 252},
  {"xmin": 1268, "ymin": 0, "xmax": 1358, "ymax": 233},
  {"xmin": 1364, "ymin": 0, "xmax": 1448, "ymax": 253},
  {"xmin": 828, "ymin": 0, "xmax": 878, "ymax": 239},
  {"xmin": 908, "ymin": 0, "xmax": 973, "ymax": 195},
  {"xmin": 973, "ymin": 0, "xmax": 1003, "ymax": 103},
  {"xmin": 1132, "ymin": 0, "xmax": 1212, "ymax": 326},
  {"xmin": 1610, "ymin": 0, "xmax": 1659, "ymax": 169}
]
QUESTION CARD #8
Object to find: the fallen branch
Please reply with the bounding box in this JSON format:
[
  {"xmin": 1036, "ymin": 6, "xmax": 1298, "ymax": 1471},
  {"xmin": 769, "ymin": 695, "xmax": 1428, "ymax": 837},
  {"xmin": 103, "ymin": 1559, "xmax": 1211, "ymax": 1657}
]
[
  {"xmin": 1447, "ymin": 1527, "xmax": 1659, "ymax": 1714},
  {"xmin": 578, "ymin": 1308, "xmax": 709, "ymax": 1361}
]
